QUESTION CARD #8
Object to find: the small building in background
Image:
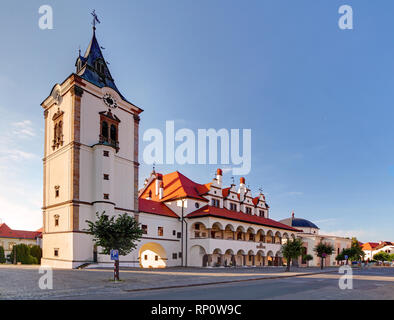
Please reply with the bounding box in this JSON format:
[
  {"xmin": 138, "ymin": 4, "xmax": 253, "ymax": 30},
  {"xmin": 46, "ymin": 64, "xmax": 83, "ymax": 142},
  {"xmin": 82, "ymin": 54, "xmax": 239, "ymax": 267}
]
[
  {"xmin": 280, "ymin": 213, "xmax": 351, "ymax": 267},
  {"xmin": 0, "ymin": 223, "xmax": 42, "ymax": 258},
  {"xmin": 362, "ymin": 241, "xmax": 394, "ymax": 261}
]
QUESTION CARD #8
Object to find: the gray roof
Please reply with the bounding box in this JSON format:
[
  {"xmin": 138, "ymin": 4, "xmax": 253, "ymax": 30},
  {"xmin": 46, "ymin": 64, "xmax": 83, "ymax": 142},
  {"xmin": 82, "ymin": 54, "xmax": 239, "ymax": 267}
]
[
  {"xmin": 280, "ymin": 217, "xmax": 319, "ymax": 229},
  {"xmin": 75, "ymin": 30, "xmax": 128, "ymax": 102}
]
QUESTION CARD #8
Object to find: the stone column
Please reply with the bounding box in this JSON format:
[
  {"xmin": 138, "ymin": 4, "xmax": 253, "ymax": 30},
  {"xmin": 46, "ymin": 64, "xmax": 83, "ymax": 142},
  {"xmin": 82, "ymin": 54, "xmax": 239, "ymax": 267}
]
[
  {"xmin": 231, "ymin": 255, "xmax": 236, "ymax": 267},
  {"xmin": 208, "ymin": 254, "xmax": 213, "ymax": 266},
  {"xmin": 220, "ymin": 254, "xmax": 225, "ymax": 266}
]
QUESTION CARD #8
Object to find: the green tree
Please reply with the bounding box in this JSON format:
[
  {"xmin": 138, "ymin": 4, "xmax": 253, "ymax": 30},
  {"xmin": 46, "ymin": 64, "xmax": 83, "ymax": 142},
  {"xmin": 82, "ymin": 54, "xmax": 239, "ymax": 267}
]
[
  {"xmin": 30, "ymin": 245, "xmax": 42, "ymax": 264},
  {"xmin": 85, "ymin": 212, "xmax": 143, "ymax": 280},
  {"xmin": 9, "ymin": 244, "xmax": 38, "ymax": 264},
  {"xmin": 314, "ymin": 242, "xmax": 334, "ymax": 270},
  {"xmin": 281, "ymin": 238, "xmax": 303, "ymax": 272},
  {"xmin": 0, "ymin": 246, "xmax": 5, "ymax": 263},
  {"xmin": 349, "ymin": 237, "xmax": 365, "ymax": 261},
  {"xmin": 373, "ymin": 251, "xmax": 390, "ymax": 262},
  {"xmin": 303, "ymin": 254, "xmax": 313, "ymax": 267}
]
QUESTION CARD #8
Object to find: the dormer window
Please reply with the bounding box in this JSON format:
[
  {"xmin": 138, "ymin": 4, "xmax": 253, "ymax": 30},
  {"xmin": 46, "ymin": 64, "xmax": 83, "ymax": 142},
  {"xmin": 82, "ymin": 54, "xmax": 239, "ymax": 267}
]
[{"xmin": 95, "ymin": 59, "xmax": 105, "ymax": 75}]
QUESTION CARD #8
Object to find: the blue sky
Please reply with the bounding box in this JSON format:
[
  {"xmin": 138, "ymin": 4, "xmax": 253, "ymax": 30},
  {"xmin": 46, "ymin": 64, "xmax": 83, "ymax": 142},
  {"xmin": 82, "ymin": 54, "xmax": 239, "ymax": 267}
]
[{"xmin": 0, "ymin": 0, "xmax": 393, "ymax": 242}]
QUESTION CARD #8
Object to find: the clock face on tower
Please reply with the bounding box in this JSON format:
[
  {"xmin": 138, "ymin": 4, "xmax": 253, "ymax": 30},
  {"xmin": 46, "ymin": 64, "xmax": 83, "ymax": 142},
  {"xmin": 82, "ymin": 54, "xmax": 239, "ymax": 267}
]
[{"xmin": 103, "ymin": 93, "xmax": 117, "ymax": 109}]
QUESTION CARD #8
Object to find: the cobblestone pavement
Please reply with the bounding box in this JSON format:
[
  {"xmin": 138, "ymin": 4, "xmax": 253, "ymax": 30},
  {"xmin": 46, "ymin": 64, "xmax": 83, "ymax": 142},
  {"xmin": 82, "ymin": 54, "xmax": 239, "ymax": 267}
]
[{"xmin": 0, "ymin": 265, "xmax": 392, "ymax": 300}]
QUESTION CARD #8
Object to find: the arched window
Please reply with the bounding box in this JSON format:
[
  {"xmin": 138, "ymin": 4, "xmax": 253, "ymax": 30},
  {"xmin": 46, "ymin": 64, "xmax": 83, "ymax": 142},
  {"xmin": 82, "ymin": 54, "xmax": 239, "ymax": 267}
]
[
  {"xmin": 110, "ymin": 124, "xmax": 117, "ymax": 142},
  {"xmin": 101, "ymin": 121, "xmax": 108, "ymax": 139}
]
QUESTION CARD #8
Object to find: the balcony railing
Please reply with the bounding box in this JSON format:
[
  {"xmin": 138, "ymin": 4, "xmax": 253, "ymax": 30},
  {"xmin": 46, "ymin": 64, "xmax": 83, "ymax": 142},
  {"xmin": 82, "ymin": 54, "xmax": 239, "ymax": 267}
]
[{"xmin": 99, "ymin": 135, "xmax": 119, "ymax": 152}]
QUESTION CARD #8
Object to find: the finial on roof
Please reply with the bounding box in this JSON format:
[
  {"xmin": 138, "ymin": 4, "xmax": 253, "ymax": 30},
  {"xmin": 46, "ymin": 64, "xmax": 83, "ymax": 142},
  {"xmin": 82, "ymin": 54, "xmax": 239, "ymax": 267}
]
[
  {"xmin": 291, "ymin": 210, "xmax": 295, "ymax": 219},
  {"xmin": 231, "ymin": 176, "xmax": 235, "ymax": 185},
  {"xmin": 152, "ymin": 162, "xmax": 156, "ymax": 174},
  {"xmin": 91, "ymin": 9, "xmax": 101, "ymax": 32}
]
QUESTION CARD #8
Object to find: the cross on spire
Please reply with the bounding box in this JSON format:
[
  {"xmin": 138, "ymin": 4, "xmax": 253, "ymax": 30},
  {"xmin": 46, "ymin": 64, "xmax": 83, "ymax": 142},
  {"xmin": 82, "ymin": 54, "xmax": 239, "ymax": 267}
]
[
  {"xmin": 258, "ymin": 187, "xmax": 263, "ymax": 194},
  {"xmin": 231, "ymin": 177, "xmax": 235, "ymax": 185},
  {"xmin": 91, "ymin": 10, "xmax": 101, "ymax": 31}
]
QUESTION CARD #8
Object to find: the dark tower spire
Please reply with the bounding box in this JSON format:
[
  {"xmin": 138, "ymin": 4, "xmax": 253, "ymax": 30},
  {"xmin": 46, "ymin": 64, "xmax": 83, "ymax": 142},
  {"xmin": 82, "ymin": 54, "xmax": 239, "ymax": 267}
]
[{"xmin": 74, "ymin": 11, "xmax": 128, "ymax": 102}]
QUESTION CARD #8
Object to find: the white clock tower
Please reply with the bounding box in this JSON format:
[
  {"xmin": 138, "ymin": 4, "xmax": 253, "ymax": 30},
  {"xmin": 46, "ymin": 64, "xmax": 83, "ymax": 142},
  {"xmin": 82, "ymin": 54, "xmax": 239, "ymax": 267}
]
[{"xmin": 41, "ymin": 22, "xmax": 143, "ymax": 268}]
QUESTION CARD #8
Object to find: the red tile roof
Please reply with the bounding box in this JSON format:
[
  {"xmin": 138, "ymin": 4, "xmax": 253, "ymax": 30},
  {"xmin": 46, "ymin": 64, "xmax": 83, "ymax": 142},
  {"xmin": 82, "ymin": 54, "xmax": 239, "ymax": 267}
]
[
  {"xmin": 361, "ymin": 242, "xmax": 379, "ymax": 251},
  {"xmin": 140, "ymin": 171, "xmax": 210, "ymax": 202},
  {"xmin": 0, "ymin": 223, "xmax": 42, "ymax": 240},
  {"xmin": 187, "ymin": 205, "xmax": 300, "ymax": 232},
  {"xmin": 139, "ymin": 198, "xmax": 179, "ymax": 218}
]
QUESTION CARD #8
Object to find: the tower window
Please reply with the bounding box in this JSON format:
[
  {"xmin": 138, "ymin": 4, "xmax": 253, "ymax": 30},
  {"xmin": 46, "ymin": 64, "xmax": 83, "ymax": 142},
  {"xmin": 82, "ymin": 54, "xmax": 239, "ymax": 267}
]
[
  {"xmin": 103, "ymin": 150, "xmax": 109, "ymax": 157},
  {"xmin": 54, "ymin": 215, "xmax": 59, "ymax": 227},
  {"xmin": 52, "ymin": 109, "xmax": 64, "ymax": 151},
  {"xmin": 54, "ymin": 185, "xmax": 60, "ymax": 198},
  {"xmin": 99, "ymin": 110, "xmax": 120, "ymax": 152},
  {"xmin": 103, "ymin": 174, "xmax": 109, "ymax": 180},
  {"xmin": 141, "ymin": 225, "xmax": 147, "ymax": 235},
  {"xmin": 101, "ymin": 121, "xmax": 109, "ymax": 140},
  {"xmin": 103, "ymin": 194, "xmax": 109, "ymax": 200},
  {"xmin": 54, "ymin": 249, "xmax": 59, "ymax": 257},
  {"xmin": 158, "ymin": 227, "xmax": 163, "ymax": 236}
]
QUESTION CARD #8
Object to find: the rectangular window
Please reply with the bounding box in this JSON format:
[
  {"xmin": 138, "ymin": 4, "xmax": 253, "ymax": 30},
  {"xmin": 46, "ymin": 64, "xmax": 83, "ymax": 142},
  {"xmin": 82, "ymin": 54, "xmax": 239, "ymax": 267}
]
[
  {"xmin": 54, "ymin": 249, "xmax": 59, "ymax": 257},
  {"xmin": 178, "ymin": 252, "xmax": 182, "ymax": 259},
  {"xmin": 155, "ymin": 255, "xmax": 158, "ymax": 261},
  {"xmin": 158, "ymin": 227, "xmax": 163, "ymax": 236},
  {"xmin": 103, "ymin": 194, "xmax": 109, "ymax": 200},
  {"xmin": 230, "ymin": 203, "xmax": 237, "ymax": 211},
  {"xmin": 55, "ymin": 189, "xmax": 59, "ymax": 198},
  {"xmin": 259, "ymin": 210, "xmax": 264, "ymax": 217},
  {"xmin": 103, "ymin": 174, "xmax": 109, "ymax": 180},
  {"xmin": 54, "ymin": 216, "xmax": 59, "ymax": 227},
  {"xmin": 173, "ymin": 230, "xmax": 176, "ymax": 236},
  {"xmin": 195, "ymin": 223, "xmax": 200, "ymax": 230},
  {"xmin": 172, "ymin": 253, "xmax": 177, "ymax": 259},
  {"xmin": 142, "ymin": 225, "xmax": 148, "ymax": 235},
  {"xmin": 211, "ymin": 199, "xmax": 220, "ymax": 207},
  {"xmin": 245, "ymin": 207, "xmax": 252, "ymax": 214},
  {"xmin": 103, "ymin": 150, "xmax": 109, "ymax": 157},
  {"xmin": 144, "ymin": 255, "xmax": 148, "ymax": 260},
  {"xmin": 177, "ymin": 232, "xmax": 181, "ymax": 239}
]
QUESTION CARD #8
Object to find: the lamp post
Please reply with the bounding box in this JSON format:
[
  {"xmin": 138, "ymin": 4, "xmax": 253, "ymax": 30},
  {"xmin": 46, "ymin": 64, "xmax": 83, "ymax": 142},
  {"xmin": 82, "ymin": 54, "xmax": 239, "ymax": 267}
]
[{"xmin": 179, "ymin": 198, "xmax": 187, "ymax": 267}]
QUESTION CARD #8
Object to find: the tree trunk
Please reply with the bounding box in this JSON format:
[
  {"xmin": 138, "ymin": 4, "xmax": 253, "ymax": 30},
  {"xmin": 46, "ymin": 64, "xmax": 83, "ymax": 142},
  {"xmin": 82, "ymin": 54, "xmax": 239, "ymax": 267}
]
[
  {"xmin": 321, "ymin": 257, "xmax": 324, "ymax": 270},
  {"xmin": 286, "ymin": 257, "xmax": 290, "ymax": 272}
]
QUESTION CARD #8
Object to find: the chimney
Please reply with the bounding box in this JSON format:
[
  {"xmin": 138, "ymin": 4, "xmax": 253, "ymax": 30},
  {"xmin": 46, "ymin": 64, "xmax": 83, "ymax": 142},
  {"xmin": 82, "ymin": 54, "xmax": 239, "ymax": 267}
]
[
  {"xmin": 159, "ymin": 181, "xmax": 164, "ymax": 200},
  {"xmin": 155, "ymin": 174, "xmax": 163, "ymax": 195},
  {"xmin": 238, "ymin": 177, "xmax": 246, "ymax": 201},
  {"xmin": 216, "ymin": 168, "xmax": 223, "ymax": 186}
]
